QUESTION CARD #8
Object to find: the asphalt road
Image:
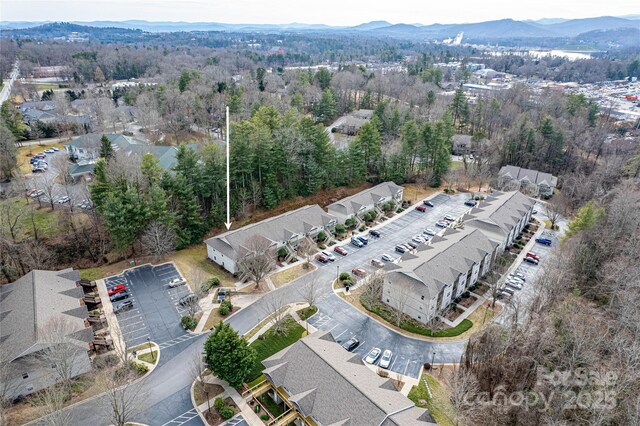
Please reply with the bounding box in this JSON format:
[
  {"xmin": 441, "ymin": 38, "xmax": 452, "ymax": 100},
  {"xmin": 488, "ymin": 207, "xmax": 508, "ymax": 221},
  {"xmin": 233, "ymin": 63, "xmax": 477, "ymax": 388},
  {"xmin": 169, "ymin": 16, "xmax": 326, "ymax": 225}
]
[
  {"xmin": 227, "ymin": 193, "xmax": 474, "ymax": 377},
  {"xmin": 0, "ymin": 61, "xmax": 19, "ymax": 104}
]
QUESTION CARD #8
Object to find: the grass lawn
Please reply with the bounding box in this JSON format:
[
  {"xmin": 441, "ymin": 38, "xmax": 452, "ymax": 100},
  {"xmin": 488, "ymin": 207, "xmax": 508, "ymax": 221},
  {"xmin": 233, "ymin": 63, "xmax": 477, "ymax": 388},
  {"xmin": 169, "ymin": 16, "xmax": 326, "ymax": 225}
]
[
  {"xmin": 271, "ymin": 263, "xmax": 315, "ymax": 287},
  {"xmin": 296, "ymin": 305, "xmax": 318, "ymax": 321},
  {"xmin": 258, "ymin": 394, "xmax": 285, "ymax": 418},
  {"xmin": 193, "ymin": 382, "xmax": 224, "ymax": 405},
  {"xmin": 138, "ymin": 350, "xmax": 158, "ymax": 364},
  {"xmin": 168, "ymin": 245, "xmax": 235, "ymax": 289},
  {"xmin": 202, "ymin": 304, "xmax": 238, "ymax": 331},
  {"xmin": 0, "ymin": 196, "xmax": 63, "ymax": 241},
  {"xmin": 79, "ymin": 267, "xmax": 105, "ymax": 282},
  {"xmin": 408, "ymin": 374, "xmax": 456, "ymax": 426},
  {"xmin": 246, "ymin": 317, "xmax": 305, "ymax": 382},
  {"xmin": 128, "ymin": 342, "xmax": 155, "ymax": 353}
]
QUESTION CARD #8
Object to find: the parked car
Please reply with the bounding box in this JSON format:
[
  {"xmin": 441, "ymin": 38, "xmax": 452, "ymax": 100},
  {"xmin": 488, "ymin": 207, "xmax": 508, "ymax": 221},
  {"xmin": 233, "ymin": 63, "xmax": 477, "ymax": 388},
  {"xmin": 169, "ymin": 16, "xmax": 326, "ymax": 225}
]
[
  {"xmin": 444, "ymin": 214, "xmax": 456, "ymax": 222},
  {"xmin": 341, "ymin": 337, "xmax": 360, "ymax": 352},
  {"xmin": 435, "ymin": 221, "xmax": 448, "ymax": 228},
  {"xmin": 523, "ymin": 257, "xmax": 539, "ymax": 265},
  {"xmin": 511, "ymin": 272, "xmax": 526, "ymax": 281},
  {"xmin": 506, "ymin": 281, "xmax": 523, "ymax": 290},
  {"xmin": 401, "ymin": 244, "xmax": 414, "ymax": 251},
  {"xmin": 334, "ymin": 246, "xmax": 348, "ymax": 256},
  {"xmin": 532, "ymin": 209, "xmax": 538, "ymax": 214},
  {"xmin": 34, "ymin": 153, "xmax": 46, "ymax": 159},
  {"xmin": 369, "ymin": 229, "xmax": 381, "ymax": 238},
  {"xmin": 381, "ymin": 254, "xmax": 395, "ymax": 262},
  {"xmin": 316, "ymin": 254, "xmax": 330, "ymax": 263},
  {"xmin": 507, "ymin": 275, "xmax": 525, "ymax": 284},
  {"xmin": 351, "ymin": 238, "xmax": 364, "ymax": 248},
  {"xmin": 32, "ymin": 167, "xmax": 45, "ymax": 173},
  {"xmin": 356, "ymin": 236, "xmax": 369, "ymax": 245},
  {"xmin": 423, "ymin": 200, "xmax": 434, "ymax": 207},
  {"xmin": 536, "ymin": 237, "xmax": 552, "ymax": 246},
  {"xmin": 371, "ymin": 259, "xmax": 385, "ymax": 268},
  {"xmin": 108, "ymin": 284, "xmax": 126, "ymax": 296},
  {"xmin": 169, "ymin": 277, "xmax": 186, "ymax": 288},
  {"xmin": 364, "ymin": 347, "xmax": 381, "ymax": 364},
  {"xmin": 526, "ymin": 252, "xmax": 541, "ymax": 261},
  {"xmin": 415, "ymin": 205, "xmax": 427, "ymax": 212},
  {"xmin": 395, "ymin": 245, "xmax": 407, "ymax": 254},
  {"xmin": 351, "ymin": 268, "xmax": 367, "ymax": 277},
  {"xmin": 110, "ymin": 291, "xmax": 130, "ymax": 302},
  {"xmin": 30, "ymin": 190, "xmax": 45, "ymax": 198},
  {"xmin": 179, "ymin": 294, "xmax": 198, "ymax": 306},
  {"xmin": 500, "ymin": 287, "xmax": 515, "ymax": 296},
  {"xmin": 114, "ymin": 300, "xmax": 134, "ymax": 314},
  {"xmin": 44, "ymin": 148, "xmax": 56, "ymax": 154},
  {"xmin": 57, "ymin": 196, "xmax": 70, "ymax": 204},
  {"xmin": 423, "ymin": 228, "xmax": 436, "ymax": 236},
  {"xmin": 464, "ymin": 200, "xmax": 477, "ymax": 207},
  {"xmin": 321, "ymin": 250, "xmax": 336, "ymax": 261},
  {"xmin": 379, "ymin": 350, "xmax": 393, "ymax": 369},
  {"xmin": 406, "ymin": 241, "xmax": 418, "ymax": 250},
  {"xmin": 411, "ymin": 235, "xmax": 425, "ymax": 244}
]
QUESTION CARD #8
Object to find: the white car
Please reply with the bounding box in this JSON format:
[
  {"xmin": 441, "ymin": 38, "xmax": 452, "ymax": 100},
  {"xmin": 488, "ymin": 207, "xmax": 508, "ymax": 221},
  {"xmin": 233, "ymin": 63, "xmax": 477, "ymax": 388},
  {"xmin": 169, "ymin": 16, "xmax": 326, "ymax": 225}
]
[
  {"xmin": 57, "ymin": 196, "xmax": 70, "ymax": 204},
  {"xmin": 321, "ymin": 250, "xmax": 336, "ymax": 261},
  {"xmin": 381, "ymin": 254, "xmax": 395, "ymax": 262},
  {"xmin": 411, "ymin": 235, "xmax": 425, "ymax": 244},
  {"xmin": 506, "ymin": 280, "xmax": 522, "ymax": 290},
  {"xmin": 168, "ymin": 278, "xmax": 186, "ymax": 288},
  {"xmin": 379, "ymin": 349, "xmax": 393, "ymax": 369},
  {"xmin": 44, "ymin": 148, "xmax": 56, "ymax": 153},
  {"xmin": 507, "ymin": 275, "xmax": 524, "ymax": 284},
  {"xmin": 364, "ymin": 347, "xmax": 381, "ymax": 364},
  {"xmin": 435, "ymin": 221, "xmax": 448, "ymax": 228},
  {"xmin": 511, "ymin": 272, "xmax": 526, "ymax": 281},
  {"xmin": 423, "ymin": 228, "xmax": 436, "ymax": 236},
  {"xmin": 444, "ymin": 215, "xmax": 456, "ymax": 222}
]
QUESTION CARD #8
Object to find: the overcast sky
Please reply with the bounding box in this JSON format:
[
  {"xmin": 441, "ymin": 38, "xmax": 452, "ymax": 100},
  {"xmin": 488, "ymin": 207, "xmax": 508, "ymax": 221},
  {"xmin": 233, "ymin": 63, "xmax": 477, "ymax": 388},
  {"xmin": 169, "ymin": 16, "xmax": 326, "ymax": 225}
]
[{"xmin": 2, "ymin": 0, "xmax": 638, "ymax": 25}]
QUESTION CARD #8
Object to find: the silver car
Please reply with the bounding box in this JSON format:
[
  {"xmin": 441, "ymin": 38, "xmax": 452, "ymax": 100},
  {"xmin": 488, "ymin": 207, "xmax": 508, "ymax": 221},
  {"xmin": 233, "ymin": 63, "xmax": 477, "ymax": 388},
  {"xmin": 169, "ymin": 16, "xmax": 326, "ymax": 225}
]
[{"xmin": 364, "ymin": 347, "xmax": 381, "ymax": 364}]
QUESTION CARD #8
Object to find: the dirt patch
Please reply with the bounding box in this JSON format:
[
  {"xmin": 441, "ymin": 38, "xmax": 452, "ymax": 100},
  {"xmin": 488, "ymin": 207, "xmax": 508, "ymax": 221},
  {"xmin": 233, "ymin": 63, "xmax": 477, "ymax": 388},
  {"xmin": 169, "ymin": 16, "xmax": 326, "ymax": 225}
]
[
  {"xmin": 445, "ymin": 307, "xmax": 464, "ymax": 322},
  {"xmin": 193, "ymin": 381, "xmax": 224, "ymax": 406},
  {"xmin": 402, "ymin": 183, "xmax": 443, "ymax": 203},
  {"xmin": 203, "ymin": 396, "xmax": 239, "ymax": 426},
  {"xmin": 203, "ymin": 305, "xmax": 241, "ymax": 331},
  {"xmin": 271, "ymin": 263, "xmax": 316, "ymax": 288},
  {"xmin": 458, "ymin": 295, "xmax": 477, "ymax": 308}
]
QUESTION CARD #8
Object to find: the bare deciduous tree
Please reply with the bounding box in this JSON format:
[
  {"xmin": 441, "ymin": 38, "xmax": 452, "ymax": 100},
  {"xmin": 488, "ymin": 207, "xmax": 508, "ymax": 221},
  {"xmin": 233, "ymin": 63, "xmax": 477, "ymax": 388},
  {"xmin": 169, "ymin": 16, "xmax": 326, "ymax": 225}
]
[
  {"xmin": 297, "ymin": 276, "xmax": 321, "ymax": 308},
  {"xmin": 544, "ymin": 194, "xmax": 568, "ymax": 230},
  {"xmin": 38, "ymin": 383, "xmax": 74, "ymax": 426},
  {"xmin": 38, "ymin": 172, "xmax": 58, "ymax": 211},
  {"xmin": 237, "ymin": 236, "xmax": 275, "ymax": 288},
  {"xmin": 98, "ymin": 367, "xmax": 146, "ymax": 426},
  {"xmin": 0, "ymin": 198, "xmax": 25, "ymax": 242},
  {"xmin": 38, "ymin": 317, "xmax": 86, "ymax": 388},
  {"xmin": 361, "ymin": 270, "xmax": 385, "ymax": 307},
  {"xmin": 296, "ymin": 237, "xmax": 316, "ymax": 269},
  {"xmin": 139, "ymin": 221, "xmax": 176, "ymax": 257},
  {"xmin": 390, "ymin": 282, "xmax": 411, "ymax": 327},
  {"xmin": 261, "ymin": 292, "xmax": 289, "ymax": 335}
]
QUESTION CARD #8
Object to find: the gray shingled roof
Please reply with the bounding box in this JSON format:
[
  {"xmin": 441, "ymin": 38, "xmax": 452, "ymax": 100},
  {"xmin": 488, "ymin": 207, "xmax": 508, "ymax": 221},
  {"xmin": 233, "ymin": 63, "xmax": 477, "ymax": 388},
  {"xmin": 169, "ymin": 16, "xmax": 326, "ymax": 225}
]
[
  {"xmin": 262, "ymin": 331, "xmax": 436, "ymax": 426},
  {"xmin": 0, "ymin": 269, "xmax": 89, "ymax": 362},
  {"xmin": 327, "ymin": 182, "xmax": 403, "ymax": 219},
  {"xmin": 386, "ymin": 228, "xmax": 496, "ymax": 300},
  {"xmin": 465, "ymin": 191, "xmax": 535, "ymax": 239},
  {"xmin": 205, "ymin": 205, "xmax": 336, "ymax": 261},
  {"xmin": 499, "ymin": 165, "xmax": 558, "ymax": 187}
]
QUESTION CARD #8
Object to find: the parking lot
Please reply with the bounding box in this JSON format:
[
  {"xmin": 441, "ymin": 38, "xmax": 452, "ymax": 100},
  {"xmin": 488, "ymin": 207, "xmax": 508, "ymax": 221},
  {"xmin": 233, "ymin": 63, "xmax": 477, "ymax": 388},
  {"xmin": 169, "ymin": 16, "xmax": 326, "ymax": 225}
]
[{"xmin": 105, "ymin": 263, "xmax": 201, "ymax": 349}]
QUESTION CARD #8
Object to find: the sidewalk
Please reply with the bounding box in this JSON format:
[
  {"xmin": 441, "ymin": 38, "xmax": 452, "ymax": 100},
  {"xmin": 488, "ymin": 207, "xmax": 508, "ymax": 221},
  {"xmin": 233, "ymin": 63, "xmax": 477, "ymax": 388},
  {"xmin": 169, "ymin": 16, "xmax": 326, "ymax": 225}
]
[{"xmin": 194, "ymin": 376, "xmax": 264, "ymax": 426}]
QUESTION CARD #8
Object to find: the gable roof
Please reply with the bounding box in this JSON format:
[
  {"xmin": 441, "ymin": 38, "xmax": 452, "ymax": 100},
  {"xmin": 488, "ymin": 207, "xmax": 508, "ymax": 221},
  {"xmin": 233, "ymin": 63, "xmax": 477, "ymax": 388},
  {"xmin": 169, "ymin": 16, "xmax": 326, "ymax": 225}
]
[
  {"xmin": 386, "ymin": 228, "xmax": 496, "ymax": 299},
  {"xmin": 0, "ymin": 269, "xmax": 90, "ymax": 363},
  {"xmin": 327, "ymin": 182, "xmax": 403, "ymax": 219},
  {"xmin": 263, "ymin": 331, "xmax": 436, "ymax": 426},
  {"xmin": 205, "ymin": 205, "xmax": 336, "ymax": 261},
  {"xmin": 499, "ymin": 165, "xmax": 558, "ymax": 187},
  {"xmin": 464, "ymin": 191, "xmax": 535, "ymax": 241}
]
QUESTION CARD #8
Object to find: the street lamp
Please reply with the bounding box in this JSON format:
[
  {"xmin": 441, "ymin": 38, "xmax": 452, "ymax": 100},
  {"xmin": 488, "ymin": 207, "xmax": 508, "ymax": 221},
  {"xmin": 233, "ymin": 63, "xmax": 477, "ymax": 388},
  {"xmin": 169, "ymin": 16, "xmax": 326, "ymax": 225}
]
[
  {"xmin": 147, "ymin": 337, "xmax": 155, "ymax": 362},
  {"xmin": 205, "ymin": 389, "xmax": 211, "ymax": 413},
  {"xmin": 431, "ymin": 351, "xmax": 436, "ymax": 371}
]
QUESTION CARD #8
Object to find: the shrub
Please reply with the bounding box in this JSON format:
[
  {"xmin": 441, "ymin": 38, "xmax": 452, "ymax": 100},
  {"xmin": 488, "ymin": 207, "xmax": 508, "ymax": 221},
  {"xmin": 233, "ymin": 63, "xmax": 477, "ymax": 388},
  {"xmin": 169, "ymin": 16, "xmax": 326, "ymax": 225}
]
[
  {"xmin": 462, "ymin": 291, "xmax": 470, "ymax": 298},
  {"xmin": 318, "ymin": 243, "xmax": 326, "ymax": 249},
  {"xmin": 181, "ymin": 315, "xmax": 197, "ymax": 330},
  {"xmin": 220, "ymin": 405, "xmax": 235, "ymax": 419},
  {"xmin": 94, "ymin": 354, "xmax": 119, "ymax": 370},
  {"xmin": 219, "ymin": 300, "xmax": 232, "ymax": 316},
  {"xmin": 345, "ymin": 218, "xmax": 357, "ymax": 228},
  {"xmin": 214, "ymin": 397, "xmax": 226, "ymax": 411},
  {"xmin": 260, "ymin": 414, "xmax": 270, "ymax": 421},
  {"xmin": 132, "ymin": 362, "xmax": 148, "ymax": 374},
  {"xmin": 317, "ymin": 231, "xmax": 327, "ymax": 241},
  {"xmin": 277, "ymin": 247, "xmax": 287, "ymax": 258},
  {"xmin": 208, "ymin": 277, "xmax": 221, "ymax": 287},
  {"xmin": 382, "ymin": 200, "xmax": 395, "ymax": 212},
  {"xmin": 339, "ymin": 272, "xmax": 351, "ymax": 281},
  {"xmin": 335, "ymin": 224, "xmax": 346, "ymax": 234},
  {"xmin": 331, "ymin": 127, "xmax": 337, "ymax": 133},
  {"xmin": 396, "ymin": 208, "xmax": 404, "ymax": 213},
  {"xmin": 358, "ymin": 226, "xmax": 365, "ymax": 232}
]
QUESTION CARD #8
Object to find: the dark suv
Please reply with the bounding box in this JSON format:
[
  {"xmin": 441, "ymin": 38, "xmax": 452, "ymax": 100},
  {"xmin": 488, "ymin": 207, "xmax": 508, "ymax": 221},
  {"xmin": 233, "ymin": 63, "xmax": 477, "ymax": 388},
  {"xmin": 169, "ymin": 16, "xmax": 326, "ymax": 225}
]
[
  {"xmin": 341, "ymin": 337, "xmax": 360, "ymax": 351},
  {"xmin": 110, "ymin": 291, "xmax": 130, "ymax": 302},
  {"xmin": 369, "ymin": 229, "xmax": 381, "ymax": 238},
  {"xmin": 114, "ymin": 300, "xmax": 134, "ymax": 314}
]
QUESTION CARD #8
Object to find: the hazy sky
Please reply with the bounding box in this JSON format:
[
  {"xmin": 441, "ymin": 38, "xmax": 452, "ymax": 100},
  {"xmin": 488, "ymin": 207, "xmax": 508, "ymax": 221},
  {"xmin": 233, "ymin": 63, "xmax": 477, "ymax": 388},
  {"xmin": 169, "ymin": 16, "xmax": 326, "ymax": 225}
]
[{"xmin": 2, "ymin": 0, "xmax": 638, "ymax": 25}]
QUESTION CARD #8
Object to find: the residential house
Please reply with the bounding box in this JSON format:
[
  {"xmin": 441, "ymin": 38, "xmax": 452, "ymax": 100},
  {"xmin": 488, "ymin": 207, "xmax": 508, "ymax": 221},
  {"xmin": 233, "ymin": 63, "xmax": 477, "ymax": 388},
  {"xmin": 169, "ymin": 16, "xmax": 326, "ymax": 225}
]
[
  {"xmin": 464, "ymin": 190, "xmax": 536, "ymax": 251},
  {"xmin": 383, "ymin": 228, "xmax": 498, "ymax": 324},
  {"xmin": 334, "ymin": 109, "xmax": 373, "ymax": 135},
  {"xmin": 497, "ymin": 165, "xmax": 558, "ymax": 197},
  {"xmin": 0, "ymin": 269, "xmax": 94, "ymax": 400},
  {"xmin": 65, "ymin": 133, "xmax": 199, "ymax": 180},
  {"xmin": 451, "ymin": 134, "xmax": 489, "ymax": 156},
  {"xmin": 250, "ymin": 331, "xmax": 437, "ymax": 426},
  {"xmin": 205, "ymin": 205, "xmax": 336, "ymax": 275},
  {"xmin": 327, "ymin": 182, "xmax": 404, "ymax": 224},
  {"xmin": 18, "ymin": 101, "xmax": 90, "ymax": 129}
]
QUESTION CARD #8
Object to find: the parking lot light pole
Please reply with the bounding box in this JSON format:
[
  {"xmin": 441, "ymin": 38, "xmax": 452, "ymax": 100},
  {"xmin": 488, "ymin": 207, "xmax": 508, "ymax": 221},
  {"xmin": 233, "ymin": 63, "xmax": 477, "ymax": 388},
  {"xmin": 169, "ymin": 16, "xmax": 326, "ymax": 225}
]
[
  {"xmin": 147, "ymin": 337, "xmax": 155, "ymax": 362},
  {"xmin": 431, "ymin": 351, "xmax": 436, "ymax": 371}
]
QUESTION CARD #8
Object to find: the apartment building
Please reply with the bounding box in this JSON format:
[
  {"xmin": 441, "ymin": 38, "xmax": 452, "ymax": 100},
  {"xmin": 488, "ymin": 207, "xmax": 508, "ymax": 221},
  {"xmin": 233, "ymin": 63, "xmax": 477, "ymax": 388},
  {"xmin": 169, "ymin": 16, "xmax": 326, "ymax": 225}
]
[
  {"xmin": 497, "ymin": 165, "xmax": 557, "ymax": 197},
  {"xmin": 327, "ymin": 181, "xmax": 404, "ymax": 224}
]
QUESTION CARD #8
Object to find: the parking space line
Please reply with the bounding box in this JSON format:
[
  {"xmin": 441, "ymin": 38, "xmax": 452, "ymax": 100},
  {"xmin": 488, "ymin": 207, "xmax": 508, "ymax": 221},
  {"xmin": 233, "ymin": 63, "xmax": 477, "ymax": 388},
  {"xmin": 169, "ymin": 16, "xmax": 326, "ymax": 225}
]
[{"xmin": 334, "ymin": 329, "xmax": 348, "ymax": 339}]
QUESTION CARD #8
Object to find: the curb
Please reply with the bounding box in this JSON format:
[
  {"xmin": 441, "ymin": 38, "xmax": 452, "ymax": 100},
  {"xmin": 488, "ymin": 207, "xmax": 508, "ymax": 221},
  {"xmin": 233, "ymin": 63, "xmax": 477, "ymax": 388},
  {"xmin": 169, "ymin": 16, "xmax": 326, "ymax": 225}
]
[{"xmin": 191, "ymin": 379, "xmax": 209, "ymax": 425}]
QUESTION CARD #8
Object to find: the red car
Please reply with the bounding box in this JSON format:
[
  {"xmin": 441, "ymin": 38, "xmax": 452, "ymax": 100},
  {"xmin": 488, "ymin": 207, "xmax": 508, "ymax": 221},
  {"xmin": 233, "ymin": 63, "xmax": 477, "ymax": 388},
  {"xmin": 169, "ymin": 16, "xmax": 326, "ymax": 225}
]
[
  {"xmin": 415, "ymin": 205, "xmax": 427, "ymax": 212},
  {"xmin": 316, "ymin": 254, "xmax": 329, "ymax": 263},
  {"xmin": 108, "ymin": 284, "xmax": 126, "ymax": 296},
  {"xmin": 352, "ymin": 268, "xmax": 367, "ymax": 277},
  {"xmin": 334, "ymin": 246, "xmax": 348, "ymax": 256},
  {"xmin": 526, "ymin": 252, "xmax": 540, "ymax": 261}
]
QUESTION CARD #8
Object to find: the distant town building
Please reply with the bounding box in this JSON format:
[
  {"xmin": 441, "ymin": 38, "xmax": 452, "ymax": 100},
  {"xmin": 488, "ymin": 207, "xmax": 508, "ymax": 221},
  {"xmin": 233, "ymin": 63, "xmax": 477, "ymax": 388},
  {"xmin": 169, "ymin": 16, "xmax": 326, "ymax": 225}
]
[{"xmin": 497, "ymin": 165, "xmax": 558, "ymax": 197}]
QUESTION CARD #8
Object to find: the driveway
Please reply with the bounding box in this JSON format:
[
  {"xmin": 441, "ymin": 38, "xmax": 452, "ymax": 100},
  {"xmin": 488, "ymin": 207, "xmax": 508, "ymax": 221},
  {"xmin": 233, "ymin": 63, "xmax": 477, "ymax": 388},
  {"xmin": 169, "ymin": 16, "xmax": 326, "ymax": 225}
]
[
  {"xmin": 228, "ymin": 193, "xmax": 474, "ymax": 378},
  {"xmin": 106, "ymin": 264, "xmax": 201, "ymax": 349}
]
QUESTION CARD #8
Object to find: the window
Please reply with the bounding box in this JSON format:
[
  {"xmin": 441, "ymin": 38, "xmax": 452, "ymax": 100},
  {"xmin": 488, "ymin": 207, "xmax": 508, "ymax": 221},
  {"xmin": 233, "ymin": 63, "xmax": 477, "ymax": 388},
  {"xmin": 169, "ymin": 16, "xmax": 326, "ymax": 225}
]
[
  {"xmin": 22, "ymin": 373, "xmax": 29, "ymax": 379},
  {"xmin": 421, "ymin": 295, "xmax": 424, "ymax": 300},
  {"xmin": 386, "ymin": 299, "xmax": 389, "ymax": 303}
]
